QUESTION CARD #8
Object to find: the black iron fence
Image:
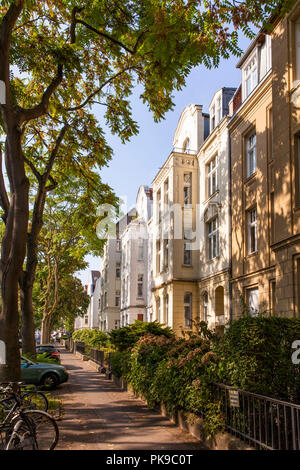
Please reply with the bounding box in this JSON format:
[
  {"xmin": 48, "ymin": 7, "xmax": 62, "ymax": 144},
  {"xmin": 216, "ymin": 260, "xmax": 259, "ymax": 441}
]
[
  {"xmin": 215, "ymin": 383, "xmax": 300, "ymax": 450},
  {"xmin": 75, "ymin": 341, "xmax": 86, "ymax": 355},
  {"xmin": 90, "ymin": 348, "xmax": 104, "ymax": 366}
]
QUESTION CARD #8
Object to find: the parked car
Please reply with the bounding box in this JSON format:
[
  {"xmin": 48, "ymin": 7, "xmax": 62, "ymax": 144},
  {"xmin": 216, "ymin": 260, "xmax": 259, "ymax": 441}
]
[
  {"xmin": 36, "ymin": 344, "xmax": 60, "ymax": 362},
  {"xmin": 21, "ymin": 356, "xmax": 68, "ymax": 389}
]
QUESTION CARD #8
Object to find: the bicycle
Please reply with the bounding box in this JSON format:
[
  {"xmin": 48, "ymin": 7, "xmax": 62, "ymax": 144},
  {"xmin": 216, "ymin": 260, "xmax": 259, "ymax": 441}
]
[
  {"xmin": 0, "ymin": 382, "xmax": 48, "ymax": 412},
  {"xmin": 0, "ymin": 383, "xmax": 59, "ymax": 450}
]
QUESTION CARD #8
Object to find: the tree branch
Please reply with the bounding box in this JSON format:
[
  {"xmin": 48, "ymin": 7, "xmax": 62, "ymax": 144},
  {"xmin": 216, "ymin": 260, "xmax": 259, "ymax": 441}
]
[
  {"xmin": 76, "ymin": 18, "xmax": 134, "ymax": 54},
  {"xmin": 21, "ymin": 64, "xmax": 63, "ymax": 123},
  {"xmin": 65, "ymin": 67, "xmax": 135, "ymax": 112}
]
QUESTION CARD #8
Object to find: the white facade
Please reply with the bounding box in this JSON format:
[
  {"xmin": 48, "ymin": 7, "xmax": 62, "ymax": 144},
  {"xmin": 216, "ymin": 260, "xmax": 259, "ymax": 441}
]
[
  {"xmin": 120, "ymin": 186, "xmax": 153, "ymax": 326},
  {"xmin": 197, "ymin": 88, "xmax": 235, "ymax": 332},
  {"xmin": 98, "ymin": 238, "xmax": 121, "ymax": 332},
  {"xmin": 74, "ymin": 270, "xmax": 100, "ymax": 329}
]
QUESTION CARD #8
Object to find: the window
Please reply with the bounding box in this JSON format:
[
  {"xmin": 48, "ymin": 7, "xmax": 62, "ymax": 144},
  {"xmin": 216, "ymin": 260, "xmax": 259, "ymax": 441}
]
[
  {"xmin": 115, "ymin": 290, "xmax": 120, "ymax": 307},
  {"xmin": 183, "ymin": 237, "xmax": 192, "ymax": 265},
  {"xmin": 184, "ymin": 293, "xmax": 192, "ymax": 328},
  {"xmin": 247, "ymin": 207, "xmax": 257, "ymax": 254},
  {"xmin": 295, "ymin": 19, "xmax": 300, "ymax": 83},
  {"xmin": 156, "ymin": 240, "xmax": 161, "ymax": 273},
  {"xmin": 183, "ymin": 173, "xmax": 192, "ymax": 205},
  {"xmin": 137, "ymin": 314, "xmax": 144, "ymax": 321},
  {"xmin": 203, "ymin": 292, "xmax": 208, "ymax": 322},
  {"xmin": 84, "ymin": 315, "xmax": 88, "ymax": 325},
  {"xmin": 207, "ymin": 217, "xmax": 219, "ymax": 260},
  {"xmin": 163, "ymin": 239, "xmax": 169, "ymax": 269},
  {"xmin": 137, "ymin": 274, "xmax": 143, "ymax": 298},
  {"xmin": 183, "ymin": 138, "xmax": 190, "ymax": 154},
  {"xmin": 116, "ymin": 262, "xmax": 121, "ymax": 278},
  {"xmin": 104, "ymin": 291, "xmax": 107, "ymax": 307},
  {"xmin": 246, "ymin": 133, "xmax": 256, "ymax": 177},
  {"xmin": 164, "ymin": 179, "xmax": 169, "ymax": 207},
  {"xmin": 270, "ymin": 192, "xmax": 275, "ymax": 244},
  {"xmin": 247, "ymin": 288, "xmax": 259, "ymax": 316},
  {"xmin": 268, "ymin": 107, "xmax": 273, "ymax": 161},
  {"xmin": 215, "ymin": 286, "xmax": 224, "ymax": 316},
  {"xmin": 211, "ymin": 104, "xmax": 215, "ymax": 131},
  {"xmin": 244, "ymin": 55, "xmax": 257, "ymax": 98},
  {"xmin": 157, "ymin": 190, "xmax": 162, "ymax": 224},
  {"xmin": 138, "ymin": 238, "xmax": 144, "ymax": 260},
  {"xmin": 104, "ymin": 267, "xmax": 108, "ymax": 283},
  {"xmin": 164, "ymin": 294, "xmax": 169, "ymax": 325},
  {"xmin": 296, "ymin": 136, "xmax": 300, "ymax": 205},
  {"xmin": 207, "ymin": 155, "xmax": 218, "ymax": 197},
  {"xmin": 216, "ymin": 96, "xmax": 222, "ymax": 124},
  {"xmin": 157, "ymin": 297, "xmax": 161, "ymax": 323},
  {"xmin": 269, "ymin": 280, "xmax": 276, "ymax": 315},
  {"xmin": 116, "ymin": 239, "xmax": 121, "ymax": 251}
]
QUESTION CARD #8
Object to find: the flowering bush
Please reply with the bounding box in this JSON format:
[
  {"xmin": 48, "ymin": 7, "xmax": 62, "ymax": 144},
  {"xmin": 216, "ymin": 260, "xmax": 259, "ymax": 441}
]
[{"xmin": 110, "ymin": 316, "xmax": 300, "ymax": 438}]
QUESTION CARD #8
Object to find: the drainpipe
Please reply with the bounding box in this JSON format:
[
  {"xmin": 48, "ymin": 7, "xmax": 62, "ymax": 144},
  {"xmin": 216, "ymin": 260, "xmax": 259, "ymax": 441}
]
[{"xmin": 228, "ymin": 127, "xmax": 233, "ymax": 323}]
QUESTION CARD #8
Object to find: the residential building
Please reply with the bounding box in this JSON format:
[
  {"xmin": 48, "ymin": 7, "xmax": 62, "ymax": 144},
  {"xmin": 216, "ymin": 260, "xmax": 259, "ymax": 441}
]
[
  {"xmin": 120, "ymin": 186, "xmax": 153, "ymax": 326},
  {"xmin": 152, "ymin": 104, "xmax": 209, "ymax": 335},
  {"xmin": 98, "ymin": 238, "xmax": 121, "ymax": 332},
  {"xmin": 229, "ymin": 5, "xmax": 300, "ymax": 319},
  {"xmin": 198, "ymin": 87, "xmax": 236, "ymax": 334},
  {"xmin": 74, "ymin": 270, "xmax": 100, "ymax": 329}
]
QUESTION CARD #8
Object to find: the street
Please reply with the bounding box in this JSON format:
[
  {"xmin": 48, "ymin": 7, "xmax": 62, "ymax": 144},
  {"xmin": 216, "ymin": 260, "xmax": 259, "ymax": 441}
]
[{"xmin": 55, "ymin": 348, "xmax": 207, "ymax": 450}]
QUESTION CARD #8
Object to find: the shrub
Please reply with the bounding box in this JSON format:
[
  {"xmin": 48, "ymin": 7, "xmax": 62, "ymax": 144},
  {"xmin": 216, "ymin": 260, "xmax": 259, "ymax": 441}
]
[
  {"xmin": 109, "ymin": 321, "xmax": 174, "ymax": 352},
  {"xmin": 72, "ymin": 328, "xmax": 109, "ymax": 350},
  {"xmin": 214, "ymin": 316, "xmax": 300, "ymax": 402}
]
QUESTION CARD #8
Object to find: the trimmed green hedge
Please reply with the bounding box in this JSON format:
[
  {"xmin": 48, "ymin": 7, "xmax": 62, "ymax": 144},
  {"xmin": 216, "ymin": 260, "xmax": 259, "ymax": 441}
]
[{"xmin": 110, "ymin": 317, "xmax": 300, "ymax": 438}]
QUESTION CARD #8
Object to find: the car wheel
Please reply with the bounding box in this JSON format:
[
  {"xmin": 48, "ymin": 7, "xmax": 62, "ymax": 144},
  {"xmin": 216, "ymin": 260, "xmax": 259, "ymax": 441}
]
[{"xmin": 41, "ymin": 373, "xmax": 58, "ymax": 390}]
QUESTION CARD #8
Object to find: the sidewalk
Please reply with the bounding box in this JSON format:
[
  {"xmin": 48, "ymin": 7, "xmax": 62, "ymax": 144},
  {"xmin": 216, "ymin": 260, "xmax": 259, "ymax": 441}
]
[{"xmin": 55, "ymin": 349, "xmax": 207, "ymax": 450}]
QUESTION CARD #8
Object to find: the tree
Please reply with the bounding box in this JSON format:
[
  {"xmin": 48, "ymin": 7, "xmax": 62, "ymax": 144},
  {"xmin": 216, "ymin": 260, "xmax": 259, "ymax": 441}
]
[
  {"xmin": 32, "ymin": 185, "xmax": 103, "ymax": 344},
  {"xmin": 0, "ymin": 0, "xmax": 295, "ymax": 381}
]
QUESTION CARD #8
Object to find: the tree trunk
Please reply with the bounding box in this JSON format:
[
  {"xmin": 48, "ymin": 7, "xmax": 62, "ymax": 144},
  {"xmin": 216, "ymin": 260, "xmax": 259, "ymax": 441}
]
[
  {"xmin": 0, "ymin": 130, "xmax": 29, "ymax": 382},
  {"xmin": 20, "ymin": 280, "xmax": 36, "ymax": 357},
  {"xmin": 41, "ymin": 315, "xmax": 52, "ymax": 344}
]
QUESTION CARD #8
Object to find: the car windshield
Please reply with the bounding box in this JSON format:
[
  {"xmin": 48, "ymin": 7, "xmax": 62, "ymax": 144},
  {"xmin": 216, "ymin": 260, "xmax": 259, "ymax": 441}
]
[{"xmin": 21, "ymin": 356, "xmax": 36, "ymax": 365}]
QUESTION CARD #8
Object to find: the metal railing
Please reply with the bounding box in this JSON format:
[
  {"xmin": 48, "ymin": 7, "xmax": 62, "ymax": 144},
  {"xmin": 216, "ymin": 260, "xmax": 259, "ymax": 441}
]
[
  {"xmin": 75, "ymin": 341, "xmax": 86, "ymax": 355},
  {"xmin": 214, "ymin": 383, "xmax": 300, "ymax": 450},
  {"xmin": 90, "ymin": 348, "xmax": 104, "ymax": 366}
]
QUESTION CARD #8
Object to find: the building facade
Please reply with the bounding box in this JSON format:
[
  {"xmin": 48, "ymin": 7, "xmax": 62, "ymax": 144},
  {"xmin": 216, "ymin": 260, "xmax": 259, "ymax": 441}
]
[
  {"xmin": 198, "ymin": 88, "xmax": 235, "ymax": 334},
  {"xmin": 120, "ymin": 186, "xmax": 153, "ymax": 326},
  {"xmin": 152, "ymin": 105, "xmax": 209, "ymax": 335},
  {"xmin": 98, "ymin": 238, "xmax": 121, "ymax": 332}
]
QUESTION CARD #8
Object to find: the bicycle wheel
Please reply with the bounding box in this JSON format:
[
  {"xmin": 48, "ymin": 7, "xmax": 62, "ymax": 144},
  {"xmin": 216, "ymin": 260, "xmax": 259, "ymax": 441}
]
[
  {"xmin": 6, "ymin": 419, "xmax": 37, "ymax": 450},
  {"xmin": 22, "ymin": 410, "xmax": 59, "ymax": 450},
  {"xmin": 21, "ymin": 391, "xmax": 49, "ymax": 412}
]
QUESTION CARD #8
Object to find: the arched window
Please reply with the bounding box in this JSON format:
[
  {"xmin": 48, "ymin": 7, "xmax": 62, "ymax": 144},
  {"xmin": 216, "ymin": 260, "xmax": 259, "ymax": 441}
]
[
  {"xmin": 183, "ymin": 138, "xmax": 190, "ymax": 154},
  {"xmin": 215, "ymin": 286, "xmax": 224, "ymax": 316}
]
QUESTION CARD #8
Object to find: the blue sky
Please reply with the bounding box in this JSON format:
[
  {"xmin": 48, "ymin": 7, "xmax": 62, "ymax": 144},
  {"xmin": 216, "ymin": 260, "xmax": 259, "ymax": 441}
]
[{"xmin": 78, "ymin": 35, "xmax": 250, "ymax": 285}]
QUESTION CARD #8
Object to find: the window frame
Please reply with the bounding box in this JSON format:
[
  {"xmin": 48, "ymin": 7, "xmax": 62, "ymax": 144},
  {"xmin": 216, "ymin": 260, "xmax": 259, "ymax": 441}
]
[
  {"xmin": 207, "ymin": 216, "xmax": 219, "ymax": 260},
  {"xmin": 246, "ymin": 132, "xmax": 257, "ymax": 178},
  {"xmin": 207, "ymin": 155, "xmax": 218, "ymax": 198},
  {"xmin": 247, "ymin": 207, "xmax": 258, "ymax": 254},
  {"xmin": 247, "ymin": 287, "xmax": 259, "ymax": 316},
  {"xmin": 184, "ymin": 292, "xmax": 192, "ymax": 329},
  {"xmin": 137, "ymin": 274, "xmax": 144, "ymax": 298}
]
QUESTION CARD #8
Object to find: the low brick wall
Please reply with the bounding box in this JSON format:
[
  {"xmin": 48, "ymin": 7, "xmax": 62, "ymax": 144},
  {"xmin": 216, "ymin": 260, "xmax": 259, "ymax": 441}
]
[{"xmin": 111, "ymin": 374, "xmax": 254, "ymax": 451}]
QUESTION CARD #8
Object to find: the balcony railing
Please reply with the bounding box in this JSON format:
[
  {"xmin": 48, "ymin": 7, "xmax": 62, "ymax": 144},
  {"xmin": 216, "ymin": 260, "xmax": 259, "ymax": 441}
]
[{"xmin": 172, "ymin": 147, "xmax": 197, "ymax": 155}]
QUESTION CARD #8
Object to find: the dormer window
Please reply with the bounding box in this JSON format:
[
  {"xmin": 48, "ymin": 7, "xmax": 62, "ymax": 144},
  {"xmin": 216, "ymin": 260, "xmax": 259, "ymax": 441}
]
[
  {"xmin": 242, "ymin": 35, "xmax": 271, "ymax": 101},
  {"xmin": 244, "ymin": 55, "xmax": 258, "ymax": 98},
  {"xmin": 216, "ymin": 96, "xmax": 222, "ymax": 123},
  {"xmin": 211, "ymin": 104, "xmax": 215, "ymax": 131}
]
